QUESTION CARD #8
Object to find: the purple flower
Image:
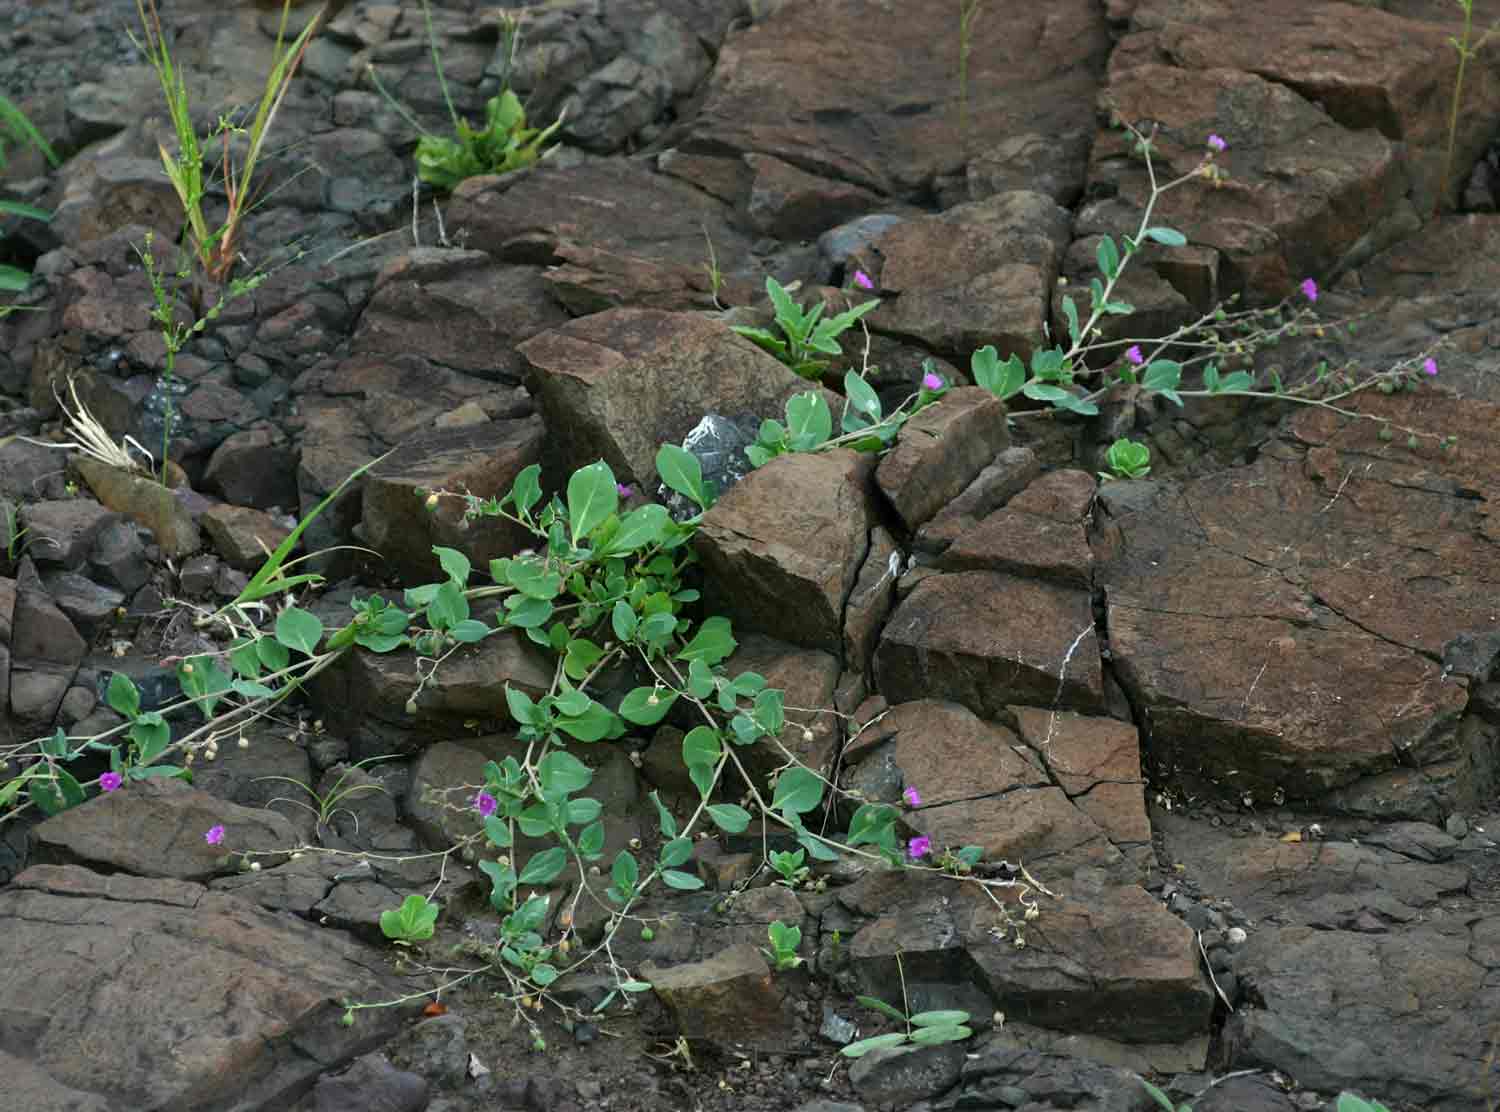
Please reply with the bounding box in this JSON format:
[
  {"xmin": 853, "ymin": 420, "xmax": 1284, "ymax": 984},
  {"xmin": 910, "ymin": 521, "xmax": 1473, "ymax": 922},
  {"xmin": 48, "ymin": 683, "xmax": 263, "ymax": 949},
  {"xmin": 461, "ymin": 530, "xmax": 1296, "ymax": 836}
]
[
  {"xmin": 1423, "ymin": 357, "xmax": 1438, "ymax": 376},
  {"xmin": 1125, "ymin": 345, "xmax": 1144, "ymax": 365},
  {"xmin": 908, "ymin": 835, "xmax": 931, "ymax": 860},
  {"xmin": 921, "ymin": 371, "xmax": 944, "ymax": 391},
  {"xmin": 852, "ymin": 270, "xmax": 874, "ymax": 290},
  {"xmin": 99, "ymin": 771, "xmax": 122, "ymax": 793},
  {"xmin": 205, "ymin": 824, "xmax": 225, "ymax": 846},
  {"xmin": 473, "ymin": 791, "xmax": 498, "ymax": 818},
  {"xmin": 616, "ymin": 483, "xmax": 634, "ymax": 499},
  {"xmin": 1301, "ymin": 277, "xmax": 1319, "ymax": 303},
  {"xmin": 903, "ymin": 785, "xmax": 922, "ymax": 808},
  {"xmin": 1206, "ymin": 134, "xmax": 1227, "ymax": 152}
]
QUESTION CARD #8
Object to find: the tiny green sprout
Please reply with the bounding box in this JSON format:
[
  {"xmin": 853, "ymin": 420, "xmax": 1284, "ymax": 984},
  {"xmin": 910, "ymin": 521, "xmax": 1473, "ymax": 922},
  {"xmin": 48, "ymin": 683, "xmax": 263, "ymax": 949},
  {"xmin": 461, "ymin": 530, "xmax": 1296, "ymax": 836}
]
[
  {"xmin": 640, "ymin": 925, "xmax": 655, "ymax": 942},
  {"xmin": 1406, "ymin": 434, "xmax": 1420, "ymax": 450},
  {"xmin": 380, "ymin": 893, "xmax": 440, "ymax": 945},
  {"xmin": 731, "ymin": 275, "xmax": 879, "ymax": 381},
  {"xmin": 763, "ymin": 919, "xmax": 803, "ymax": 970},
  {"xmin": 768, "ymin": 848, "xmax": 809, "ymax": 887},
  {"xmin": 1378, "ymin": 425, "xmax": 1394, "ymax": 442},
  {"xmin": 340, "ymin": 1008, "xmax": 356, "ymax": 1028},
  {"xmin": 1099, "ymin": 438, "xmax": 1152, "ymax": 481}
]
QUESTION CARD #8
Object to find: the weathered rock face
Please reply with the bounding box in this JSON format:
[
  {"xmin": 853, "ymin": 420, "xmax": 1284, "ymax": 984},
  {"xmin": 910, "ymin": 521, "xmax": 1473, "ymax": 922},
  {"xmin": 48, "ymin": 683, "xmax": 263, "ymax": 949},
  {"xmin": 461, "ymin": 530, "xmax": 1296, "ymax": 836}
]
[
  {"xmin": 518, "ymin": 308, "xmax": 821, "ymax": 489},
  {"xmin": 684, "ymin": 0, "xmax": 1110, "ymax": 198},
  {"xmin": 695, "ymin": 449, "xmax": 877, "ymax": 654},
  {"xmin": 0, "ymin": 864, "xmax": 410, "ymax": 1111},
  {"xmin": 1093, "ymin": 392, "xmax": 1499, "ymax": 817},
  {"xmin": 875, "ymin": 386, "xmax": 1012, "ymax": 533}
]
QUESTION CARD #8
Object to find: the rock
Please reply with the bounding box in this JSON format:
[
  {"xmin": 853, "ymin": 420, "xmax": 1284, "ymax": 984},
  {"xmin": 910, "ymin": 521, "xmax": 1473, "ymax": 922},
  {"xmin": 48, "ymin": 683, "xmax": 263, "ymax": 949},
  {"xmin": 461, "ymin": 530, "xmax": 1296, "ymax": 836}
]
[
  {"xmin": 915, "ymin": 445, "xmax": 1043, "ymax": 555},
  {"xmin": 30, "ymin": 777, "xmax": 298, "ymax": 881},
  {"xmin": 1010, "ymin": 707, "xmax": 1151, "ymax": 846},
  {"xmin": 685, "ymin": 0, "xmax": 1107, "ymax": 199},
  {"xmin": 518, "ymin": 308, "xmax": 826, "ymax": 490},
  {"xmin": 40, "ymin": 570, "xmax": 124, "ymax": 641},
  {"xmin": 873, "ymin": 191, "xmax": 1071, "ymax": 360},
  {"xmin": 10, "ymin": 558, "xmax": 86, "ymax": 729},
  {"xmin": 1093, "ymin": 394, "xmax": 1496, "ymax": 816},
  {"xmin": 696, "ymin": 449, "xmax": 877, "ymax": 653},
  {"xmin": 936, "ymin": 1044, "xmax": 1155, "ymax": 1112},
  {"xmin": 177, "ymin": 553, "xmax": 218, "ymax": 596},
  {"xmin": 203, "ymin": 426, "xmax": 301, "ymax": 510},
  {"xmin": 87, "ymin": 517, "xmax": 151, "ymax": 592},
  {"xmin": 874, "ymin": 387, "xmax": 1011, "ymax": 532},
  {"xmin": 876, "ymin": 571, "xmax": 1104, "ymax": 718},
  {"xmin": 201, "ymin": 503, "xmax": 293, "ymax": 572},
  {"xmin": 358, "ymin": 418, "xmax": 546, "ymax": 585},
  {"xmin": 311, "ymin": 1053, "xmax": 428, "ymax": 1112},
  {"xmin": 716, "ymin": 634, "xmax": 841, "ymax": 794},
  {"xmin": 843, "ymin": 525, "xmax": 900, "ymax": 678},
  {"xmin": 73, "ymin": 455, "xmax": 200, "ymax": 559},
  {"xmin": 940, "ymin": 469, "xmax": 1097, "ymax": 587},
  {"xmin": 18, "ymin": 497, "xmax": 117, "ymax": 569},
  {"xmin": 848, "ymin": 1042, "xmax": 965, "ymax": 1106},
  {"xmin": 353, "ymin": 251, "xmax": 568, "ymax": 384},
  {"xmin": 744, "ymin": 153, "xmax": 883, "ymax": 241},
  {"xmin": 642, "ymin": 943, "xmax": 802, "ymax": 1052},
  {"xmin": 0, "ymin": 863, "xmax": 408, "ymax": 1109}
]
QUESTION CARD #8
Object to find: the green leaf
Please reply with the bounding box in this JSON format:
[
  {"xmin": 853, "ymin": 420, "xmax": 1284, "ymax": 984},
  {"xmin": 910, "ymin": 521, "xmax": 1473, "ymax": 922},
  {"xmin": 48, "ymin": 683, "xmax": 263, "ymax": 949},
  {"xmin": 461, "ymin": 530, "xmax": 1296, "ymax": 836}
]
[
  {"xmin": 707, "ymin": 803, "xmax": 751, "ymax": 834},
  {"xmin": 659, "ymin": 837, "xmax": 693, "ymax": 868},
  {"xmin": 503, "ymin": 595, "xmax": 554, "ymax": 628},
  {"xmin": 449, "ymin": 619, "xmax": 492, "ymax": 643},
  {"xmin": 649, "ymin": 790, "xmax": 677, "ymax": 839},
  {"xmin": 771, "ymin": 767, "xmax": 824, "ymax": 815},
  {"xmin": 843, "ymin": 372, "xmax": 882, "ymax": 420},
  {"xmin": 129, "ymin": 715, "xmax": 171, "ymax": 764},
  {"xmin": 563, "ymin": 638, "xmax": 604, "ymax": 681},
  {"xmin": 578, "ymin": 820, "xmax": 605, "ymax": 859},
  {"xmin": 1142, "ymin": 359, "xmax": 1184, "ymax": 406},
  {"xmin": 611, "ymin": 850, "xmax": 639, "ymax": 900},
  {"xmin": 555, "ymin": 700, "xmax": 618, "ymax": 742},
  {"xmin": 970, "ymin": 345, "xmax": 1026, "ymax": 399},
  {"xmin": 910, "ymin": 1024, "xmax": 972, "ymax": 1045},
  {"xmin": 1143, "ymin": 226, "xmax": 1188, "ymax": 247},
  {"xmin": 566, "ymin": 797, "xmax": 602, "ymax": 826},
  {"xmin": 656, "ymin": 443, "xmax": 708, "ymax": 510},
  {"xmin": 689, "ymin": 761, "xmax": 716, "ymax": 800},
  {"xmin": 752, "ymin": 688, "xmax": 785, "ymax": 736},
  {"xmin": 505, "ymin": 686, "xmax": 541, "ymax": 726},
  {"xmin": 507, "ymin": 463, "xmax": 543, "ymax": 519},
  {"xmin": 682, "ymin": 726, "xmax": 722, "ymax": 768},
  {"xmin": 661, "ymin": 868, "xmax": 705, "ymax": 891},
  {"xmin": 518, "ymin": 847, "xmax": 568, "ymax": 885},
  {"xmin": 380, "ymin": 894, "xmax": 439, "ymax": 942},
  {"xmin": 619, "ymin": 687, "xmax": 676, "ymax": 726},
  {"xmin": 911, "ymin": 1010, "xmax": 972, "ymax": 1027},
  {"xmin": 484, "ymin": 816, "xmax": 513, "ymax": 848},
  {"xmin": 611, "ymin": 600, "xmax": 638, "ymax": 642},
  {"xmin": 427, "ymin": 580, "xmax": 469, "ymax": 629},
  {"xmin": 505, "ymin": 559, "xmax": 562, "ymax": 600},
  {"xmin": 106, "ymin": 672, "xmax": 140, "ymax": 718},
  {"xmin": 567, "ymin": 461, "xmax": 619, "ymax": 546},
  {"xmin": 785, "ymin": 391, "xmax": 832, "ymax": 450},
  {"xmin": 858, "ymin": 995, "xmax": 909, "ymax": 1022},
  {"xmin": 1096, "ymin": 235, "xmax": 1120, "ymax": 280},
  {"xmin": 1062, "ymin": 295, "xmax": 1081, "ymax": 348},
  {"xmin": 678, "ymin": 616, "xmax": 737, "ymax": 665},
  {"xmin": 686, "ymin": 658, "xmax": 716, "ymax": 699},
  {"xmin": 537, "ymin": 751, "xmax": 592, "ymax": 794},
  {"xmin": 432, "ymin": 546, "xmax": 472, "ymax": 585},
  {"xmin": 1218, "ymin": 370, "xmax": 1254, "ymax": 392},
  {"xmin": 274, "ymin": 606, "xmax": 323, "ymax": 655},
  {"xmin": 28, "ymin": 767, "xmax": 86, "ymax": 816},
  {"xmin": 605, "ymin": 504, "xmax": 669, "ymax": 555},
  {"xmin": 841, "ymin": 1033, "xmax": 910, "ymax": 1059}
]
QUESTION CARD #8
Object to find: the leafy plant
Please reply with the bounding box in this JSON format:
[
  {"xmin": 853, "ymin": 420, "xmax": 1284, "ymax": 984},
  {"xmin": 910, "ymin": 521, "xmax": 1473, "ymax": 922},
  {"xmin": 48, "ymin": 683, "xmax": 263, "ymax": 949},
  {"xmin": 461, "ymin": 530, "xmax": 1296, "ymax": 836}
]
[
  {"xmin": 0, "ymin": 94, "xmax": 59, "ymax": 300},
  {"xmin": 380, "ymin": 893, "xmax": 440, "ymax": 944},
  {"xmin": 744, "ymin": 369, "xmax": 940, "ymax": 469},
  {"xmin": 368, "ymin": 4, "xmax": 563, "ymax": 192},
  {"xmin": 132, "ymin": 0, "xmax": 322, "ymax": 284},
  {"xmin": 1099, "ymin": 437, "xmax": 1151, "ymax": 481},
  {"xmin": 1335, "ymin": 1095, "xmax": 1393, "ymax": 1112},
  {"xmin": 768, "ymin": 848, "xmax": 809, "ymax": 888},
  {"xmin": 1435, "ymin": 0, "xmax": 1498, "ymax": 217},
  {"xmin": 763, "ymin": 919, "xmax": 803, "ymax": 970},
  {"xmin": 841, "ymin": 954, "xmax": 972, "ymax": 1058},
  {"xmin": 732, "ymin": 275, "xmax": 880, "ymax": 381},
  {"xmin": 1140, "ymin": 1079, "xmax": 1189, "ymax": 1112},
  {"xmin": 255, "ymin": 754, "xmax": 396, "ymax": 833}
]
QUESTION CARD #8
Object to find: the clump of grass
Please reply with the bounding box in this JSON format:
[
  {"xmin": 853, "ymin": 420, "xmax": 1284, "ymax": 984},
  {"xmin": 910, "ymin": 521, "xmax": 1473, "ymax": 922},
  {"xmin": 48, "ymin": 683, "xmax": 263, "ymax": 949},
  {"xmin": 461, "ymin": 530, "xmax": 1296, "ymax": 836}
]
[
  {"xmin": 366, "ymin": 3, "xmax": 564, "ymax": 192},
  {"xmin": 1436, "ymin": 0, "xmax": 1499, "ymax": 216},
  {"xmin": 131, "ymin": 0, "xmax": 323, "ymax": 283},
  {"xmin": 0, "ymin": 94, "xmax": 60, "ymax": 302},
  {"xmin": 26, "ymin": 378, "xmax": 154, "ymax": 475}
]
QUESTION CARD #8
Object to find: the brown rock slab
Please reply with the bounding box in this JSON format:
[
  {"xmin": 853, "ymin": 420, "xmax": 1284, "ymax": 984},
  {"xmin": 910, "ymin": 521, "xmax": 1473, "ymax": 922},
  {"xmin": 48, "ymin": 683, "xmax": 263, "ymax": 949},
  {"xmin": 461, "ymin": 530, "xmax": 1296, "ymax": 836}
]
[
  {"xmin": 696, "ymin": 449, "xmax": 876, "ymax": 653},
  {"xmin": 875, "ymin": 387, "xmax": 1011, "ymax": 532},
  {"xmin": 203, "ymin": 426, "xmax": 301, "ymax": 511},
  {"xmin": 201, "ymin": 503, "xmax": 292, "ymax": 572},
  {"xmin": 844, "ymin": 525, "xmax": 901, "ymax": 677},
  {"xmin": 0, "ymin": 863, "xmax": 408, "ymax": 1109},
  {"xmin": 74, "ymin": 456, "xmax": 200, "ymax": 559},
  {"xmin": 642, "ymin": 943, "xmax": 801, "ymax": 1052},
  {"xmin": 518, "ymin": 308, "xmax": 826, "ymax": 491},
  {"xmin": 877, "ymin": 571, "xmax": 1104, "ymax": 718},
  {"xmin": 359, "ymin": 417, "xmax": 545, "ymax": 585},
  {"xmin": 1011, "ymin": 707, "xmax": 1151, "ymax": 846},
  {"xmin": 744, "ymin": 152, "xmax": 883, "ymax": 241},
  {"xmin": 30, "ymin": 777, "xmax": 298, "ymax": 881}
]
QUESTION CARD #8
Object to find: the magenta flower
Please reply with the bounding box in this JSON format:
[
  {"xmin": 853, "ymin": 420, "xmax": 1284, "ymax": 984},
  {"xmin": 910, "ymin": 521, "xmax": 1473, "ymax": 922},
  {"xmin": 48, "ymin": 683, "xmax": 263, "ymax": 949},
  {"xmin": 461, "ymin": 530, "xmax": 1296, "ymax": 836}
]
[
  {"xmin": 921, "ymin": 371, "xmax": 944, "ymax": 391},
  {"xmin": 852, "ymin": 270, "xmax": 874, "ymax": 291},
  {"xmin": 903, "ymin": 785, "xmax": 922, "ymax": 808},
  {"xmin": 1300, "ymin": 277, "xmax": 1319, "ymax": 302},
  {"xmin": 205, "ymin": 824, "xmax": 225, "ymax": 846},
  {"xmin": 616, "ymin": 483, "xmax": 634, "ymax": 499},
  {"xmin": 1125, "ymin": 345, "xmax": 1144, "ymax": 365},
  {"xmin": 908, "ymin": 835, "xmax": 932, "ymax": 860},
  {"xmin": 1423, "ymin": 357, "xmax": 1438, "ymax": 376},
  {"xmin": 99, "ymin": 771, "xmax": 122, "ymax": 793},
  {"xmin": 1206, "ymin": 134, "xmax": 1227, "ymax": 152},
  {"xmin": 473, "ymin": 791, "xmax": 498, "ymax": 818}
]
